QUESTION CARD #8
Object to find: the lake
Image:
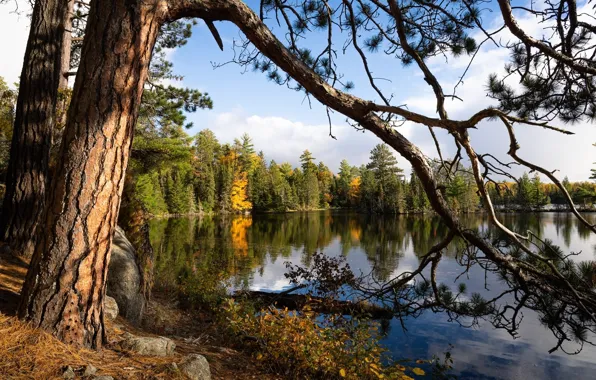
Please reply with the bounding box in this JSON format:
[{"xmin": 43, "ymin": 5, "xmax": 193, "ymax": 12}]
[{"xmin": 148, "ymin": 211, "xmax": 596, "ymax": 379}]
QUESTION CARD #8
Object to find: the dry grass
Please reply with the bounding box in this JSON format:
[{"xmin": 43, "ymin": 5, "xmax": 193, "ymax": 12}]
[
  {"xmin": 0, "ymin": 313, "xmax": 182, "ymax": 379},
  {"xmin": 0, "ymin": 249, "xmax": 278, "ymax": 380}
]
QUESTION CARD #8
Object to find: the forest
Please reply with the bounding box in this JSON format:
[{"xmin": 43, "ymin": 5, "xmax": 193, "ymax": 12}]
[
  {"xmin": 0, "ymin": 0, "xmax": 595, "ymax": 378},
  {"xmin": 4, "ymin": 70, "xmax": 593, "ymax": 217},
  {"xmin": 125, "ymin": 129, "xmax": 596, "ymax": 215},
  {"xmin": 4, "ymin": 92, "xmax": 595, "ymax": 218}
]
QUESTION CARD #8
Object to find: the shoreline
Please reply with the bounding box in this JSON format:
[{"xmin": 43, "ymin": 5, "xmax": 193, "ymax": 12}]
[{"xmin": 143, "ymin": 206, "xmax": 596, "ymax": 219}]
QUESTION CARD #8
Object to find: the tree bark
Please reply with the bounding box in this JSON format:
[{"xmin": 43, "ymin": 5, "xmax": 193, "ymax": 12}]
[
  {"xmin": 0, "ymin": 0, "xmax": 71, "ymax": 257},
  {"xmin": 55, "ymin": 0, "xmax": 75, "ymax": 129},
  {"xmin": 18, "ymin": 0, "xmax": 166, "ymax": 348}
]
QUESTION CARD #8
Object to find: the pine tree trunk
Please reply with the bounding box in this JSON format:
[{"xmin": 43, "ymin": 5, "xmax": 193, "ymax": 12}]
[
  {"xmin": 0, "ymin": 0, "xmax": 70, "ymax": 256},
  {"xmin": 55, "ymin": 0, "xmax": 74, "ymax": 129},
  {"xmin": 18, "ymin": 0, "xmax": 165, "ymax": 348}
]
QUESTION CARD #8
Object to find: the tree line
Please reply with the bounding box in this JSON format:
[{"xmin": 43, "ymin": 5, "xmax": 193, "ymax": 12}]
[
  {"xmin": 127, "ymin": 126, "xmax": 480, "ymax": 215},
  {"xmin": 127, "ymin": 127, "xmax": 596, "ymax": 216},
  {"xmin": 488, "ymin": 173, "xmax": 596, "ymax": 211},
  {"xmin": 3, "ymin": 80, "xmax": 595, "ymax": 217}
]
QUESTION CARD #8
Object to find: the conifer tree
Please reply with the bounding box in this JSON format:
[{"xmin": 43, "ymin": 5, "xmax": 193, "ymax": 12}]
[
  {"xmin": 194, "ymin": 129, "xmax": 220, "ymax": 212},
  {"xmin": 0, "ymin": 77, "xmax": 15, "ymax": 182},
  {"xmin": 239, "ymin": 133, "xmax": 255, "ymax": 173},
  {"xmin": 337, "ymin": 159, "xmax": 353, "ymax": 207},
  {"xmin": 317, "ymin": 161, "xmax": 333, "ymax": 207},
  {"xmin": 251, "ymin": 152, "xmax": 271, "ymax": 210}
]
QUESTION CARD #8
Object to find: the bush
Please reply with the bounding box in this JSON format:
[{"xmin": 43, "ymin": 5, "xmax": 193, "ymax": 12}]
[{"xmin": 221, "ymin": 299, "xmax": 440, "ymax": 379}]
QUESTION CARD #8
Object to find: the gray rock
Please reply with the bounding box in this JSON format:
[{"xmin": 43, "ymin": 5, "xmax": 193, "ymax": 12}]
[
  {"xmin": 107, "ymin": 226, "xmax": 145, "ymax": 324},
  {"xmin": 179, "ymin": 354, "xmax": 211, "ymax": 380},
  {"xmin": 83, "ymin": 364, "xmax": 98, "ymax": 377},
  {"xmin": 121, "ymin": 333, "xmax": 175, "ymax": 356},
  {"xmin": 62, "ymin": 366, "xmax": 75, "ymax": 379},
  {"xmin": 103, "ymin": 296, "xmax": 119, "ymax": 321}
]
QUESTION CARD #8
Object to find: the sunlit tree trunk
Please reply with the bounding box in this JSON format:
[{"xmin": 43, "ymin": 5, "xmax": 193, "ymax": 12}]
[
  {"xmin": 18, "ymin": 0, "xmax": 165, "ymax": 348},
  {"xmin": 0, "ymin": 0, "xmax": 71, "ymax": 256}
]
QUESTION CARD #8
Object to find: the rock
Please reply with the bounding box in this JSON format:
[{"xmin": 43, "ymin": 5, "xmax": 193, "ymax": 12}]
[
  {"xmin": 121, "ymin": 333, "xmax": 175, "ymax": 356},
  {"xmin": 104, "ymin": 296, "xmax": 119, "ymax": 321},
  {"xmin": 107, "ymin": 226, "xmax": 145, "ymax": 324},
  {"xmin": 83, "ymin": 364, "xmax": 98, "ymax": 377},
  {"xmin": 179, "ymin": 354, "xmax": 211, "ymax": 380},
  {"xmin": 93, "ymin": 376, "xmax": 114, "ymax": 380},
  {"xmin": 62, "ymin": 366, "xmax": 75, "ymax": 379}
]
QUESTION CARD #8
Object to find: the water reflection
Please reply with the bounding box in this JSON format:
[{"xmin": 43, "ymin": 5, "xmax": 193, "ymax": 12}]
[{"xmin": 148, "ymin": 211, "xmax": 596, "ymax": 379}]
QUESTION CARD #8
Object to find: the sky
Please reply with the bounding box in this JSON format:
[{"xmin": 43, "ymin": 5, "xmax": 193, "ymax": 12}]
[{"xmin": 0, "ymin": 0, "xmax": 595, "ymax": 181}]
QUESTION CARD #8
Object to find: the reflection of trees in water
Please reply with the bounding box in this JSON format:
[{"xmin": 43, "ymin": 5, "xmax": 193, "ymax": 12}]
[
  {"xmin": 499, "ymin": 213, "xmax": 545, "ymax": 239},
  {"xmin": 149, "ymin": 211, "xmax": 596, "ymax": 293},
  {"xmin": 359, "ymin": 216, "xmax": 407, "ymax": 281}
]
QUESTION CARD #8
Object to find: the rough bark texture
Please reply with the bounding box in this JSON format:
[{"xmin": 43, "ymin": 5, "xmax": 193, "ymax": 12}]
[
  {"xmin": 0, "ymin": 0, "xmax": 70, "ymax": 257},
  {"xmin": 18, "ymin": 0, "xmax": 166, "ymax": 348}
]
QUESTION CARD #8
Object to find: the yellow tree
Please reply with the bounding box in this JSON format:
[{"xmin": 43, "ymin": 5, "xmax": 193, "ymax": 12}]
[
  {"xmin": 231, "ymin": 171, "xmax": 252, "ymax": 212},
  {"xmin": 348, "ymin": 177, "xmax": 361, "ymax": 206}
]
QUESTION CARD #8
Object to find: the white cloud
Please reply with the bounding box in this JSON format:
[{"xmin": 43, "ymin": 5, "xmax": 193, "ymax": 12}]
[
  {"xmin": 201, "ymin": 109, "xmax": 411, "ymax": 172},
  {"xmin": 0, "ymin": 1, "xmax": 29, "ymax": 85}
]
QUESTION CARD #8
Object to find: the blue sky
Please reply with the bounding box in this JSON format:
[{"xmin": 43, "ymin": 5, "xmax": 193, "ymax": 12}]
[{"xmin": 1, "ymin": 0, "xmax": 595, "ymax": 180}]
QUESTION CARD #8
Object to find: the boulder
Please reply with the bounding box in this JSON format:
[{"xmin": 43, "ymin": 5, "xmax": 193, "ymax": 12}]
[
  {"xmin": 83, "ymin": 364, "xmax": 98, "ymax": 377},
  {"xmin": 178, "ymin": 354, "xmax": 211, "ymax": 380},
  {"xmin": 107, "ymin": 226, "xmax": 145, "ymax": 324},
  {"xmin": 103, "ymin": 296, "xmax": 119, "ymax": 321},
  {"xmin": 121, "ymin": 333, "xmax": 175, "ymax": 356},
  {"xmin": 62, "ymin": 366, "xmax": 75, "ymax": 379}
]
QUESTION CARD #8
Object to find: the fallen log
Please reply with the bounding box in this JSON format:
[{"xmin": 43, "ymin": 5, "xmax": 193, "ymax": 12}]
[{"xmin": 233, "ymin": 290, "xmax": 393, "ymax": 319}]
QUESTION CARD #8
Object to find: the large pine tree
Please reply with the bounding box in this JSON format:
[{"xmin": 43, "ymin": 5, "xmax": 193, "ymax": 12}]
[{"xmin": 0, "ymin": 0, "xmax": 71, "ymax": 257}]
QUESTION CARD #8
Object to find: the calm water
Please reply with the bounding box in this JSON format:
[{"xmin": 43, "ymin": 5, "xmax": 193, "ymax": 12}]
[{"xmin": 148, "ymin": 211, "xmax": 596, "ymax": 379}]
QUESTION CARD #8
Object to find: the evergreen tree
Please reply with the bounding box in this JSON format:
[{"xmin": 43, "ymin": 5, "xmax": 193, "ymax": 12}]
[
  {"xmin": 408, "ymin": 172, "xmax": 429, "ymax": 212},
  {"xmin": 530, "ymin": 173, "xmax": 549, "ymax": 209},
  {"xmin": 238, "ymin": 133, "xmax": 255, "ymax": 173},
  {"xmin": 317, "ymin": 161, "xmax": 333, "ymax": 207},
  {"xmin": 367, "ymin": 144, "xmax": 403, "ymax": 189},
  {"xmin": 517, "ymin": 173, "xmax": 534, "ymax": 210},
  {"xmin": 337, "ymin": 159, "xmax": 353, "ymax": 207},
  {"xmin": 251, "ymin": 152, "xmax": 271, "ymax": 210},
  {"xmin": 302, "ymin": 171, "xmax": 320, "ymax": 209},
  {"xmin": 367, "ymin": 144, "xmax": 404, "ymax": 213},
  {"xmin": 217, "ymin": 144, "xmax": 237, "ymax": 213},
  {"xmin": 194, "ymin": 129, "xmax": 220, "ymax": 212},
  {"xmin": 0, "ymin": 77, "xmax": 15, "ymax": 182},
  {"xmin": 299, "ymin": 150, "xmax": 317, "ymax": 173},
  {"xmin": 269, "ymin": 160, "xmax": 295, "ymax": 211},
  {"xmin": 359, "ymin": 165, "xmax": 377, "ymax": 212}
]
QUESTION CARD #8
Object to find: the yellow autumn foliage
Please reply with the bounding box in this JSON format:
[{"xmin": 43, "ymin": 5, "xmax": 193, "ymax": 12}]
[
  {"xmin": 230, "ymin": 217, "xmax": 252, "ymax": 256},
  {"xmin": 349, "ymin": 221, "xmax": 362, "ymax": 242},
  {"xmin": 220, "ymin": 150, "xmax": 238, "ymax": 165},
  {"xmin": 222, "ymin": 299, "xmax": 444, "ymax": 379},
  {"xmin": 348, "ymin": 176, "xmax": 361, "ymax": 204},
  {"xmin": 231, "ymin": 172, "xmax": 252, "ymax": 212}
]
